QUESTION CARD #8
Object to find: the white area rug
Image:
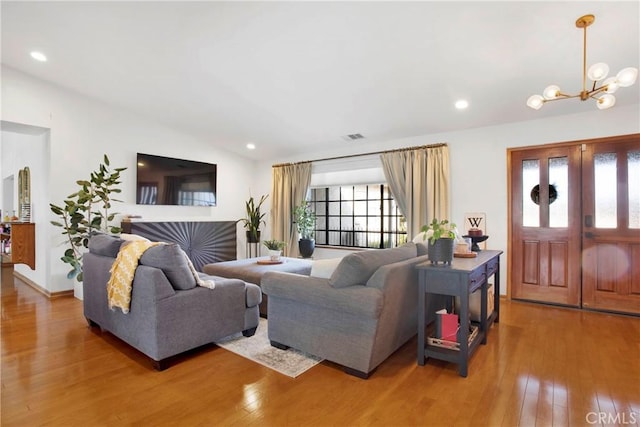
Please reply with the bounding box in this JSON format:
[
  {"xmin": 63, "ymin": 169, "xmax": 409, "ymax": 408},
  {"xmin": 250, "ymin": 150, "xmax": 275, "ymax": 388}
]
[{"xmin": 215, "ymin": 318, "xmax": 323, "ymax": 378}]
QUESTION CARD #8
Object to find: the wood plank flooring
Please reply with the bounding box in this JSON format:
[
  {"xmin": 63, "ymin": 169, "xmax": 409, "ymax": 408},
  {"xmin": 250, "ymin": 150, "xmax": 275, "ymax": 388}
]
[{"xmin": 2, "ymin": 265, "xmax": 639, "ymax": 426}]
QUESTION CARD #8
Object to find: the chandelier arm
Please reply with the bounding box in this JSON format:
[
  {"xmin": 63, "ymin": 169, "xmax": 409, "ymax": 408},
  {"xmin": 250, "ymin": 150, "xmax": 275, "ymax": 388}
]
[
  {"xmin": 556, "ymin": 92, "xmax": 580, "ymax": 99},
  {"xmin": 544, "ymin": 94, "xmax": 581, "ymax": 103},
  {"xmin": 588, "ymin": 87, "xmax": 608, "ymax": 100}
]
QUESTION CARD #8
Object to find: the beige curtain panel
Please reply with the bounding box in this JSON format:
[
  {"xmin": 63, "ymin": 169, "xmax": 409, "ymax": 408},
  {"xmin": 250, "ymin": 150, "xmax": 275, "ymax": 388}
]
[
  {"xmin": 270, "ymin": 162, "xmax": 312, "ymax": 257},
  {"xmin": 380, "ymin": 145, "xmax": 450, "ymax": 240}
]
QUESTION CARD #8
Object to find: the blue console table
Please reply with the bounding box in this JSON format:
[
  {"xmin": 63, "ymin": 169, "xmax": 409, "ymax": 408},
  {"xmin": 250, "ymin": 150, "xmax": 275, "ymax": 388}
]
[{"xmin": 416, "ymin": 249, "xmax": 502, "ymax": 377}]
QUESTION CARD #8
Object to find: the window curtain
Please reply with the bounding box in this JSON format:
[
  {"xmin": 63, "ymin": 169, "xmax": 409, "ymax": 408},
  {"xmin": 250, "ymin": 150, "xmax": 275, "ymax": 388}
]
[
  {"xmin": 380, "ymin": 145, "xmax": 449, "ymax": 240},
  {"xmin": 270, "ymin": 162, "xmax": 312, "ymax": 257}
]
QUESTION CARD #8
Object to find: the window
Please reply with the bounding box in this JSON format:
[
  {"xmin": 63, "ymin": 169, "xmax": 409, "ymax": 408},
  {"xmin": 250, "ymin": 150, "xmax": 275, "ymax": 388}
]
[{"xmin": 310, "ymin": 184, "xmax": 407, "ymax": 249}]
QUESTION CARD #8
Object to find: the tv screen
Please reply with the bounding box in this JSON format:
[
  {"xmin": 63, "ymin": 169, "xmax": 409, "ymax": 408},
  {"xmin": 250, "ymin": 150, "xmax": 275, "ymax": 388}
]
[{"xmin": 136, "ymin": 153, "xmax": 217, "ymax": 206}]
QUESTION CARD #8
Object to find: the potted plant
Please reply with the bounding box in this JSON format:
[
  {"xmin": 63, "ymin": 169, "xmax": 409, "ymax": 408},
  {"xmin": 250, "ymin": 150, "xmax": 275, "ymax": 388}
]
[
  {"xmin": 293, "ymin": 202, "xmax": 316, "ymax": 258},
  {"xmin": 420, "ymin": 218, "xmax": 457, "ymax": 264},
  {"xmin": 50, "ymin": 154, "xmax": 127, "ymax": 281},
  {"xmin": 263, "ymin": 239, "xmax": 286, "ymax": 261},
  {"xmin": 238, "ymin": 194, "xmax": 268, "ymax": 243}
]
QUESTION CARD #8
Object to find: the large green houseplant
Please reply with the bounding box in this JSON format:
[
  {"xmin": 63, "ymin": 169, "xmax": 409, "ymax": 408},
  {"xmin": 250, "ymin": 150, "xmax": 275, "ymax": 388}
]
[
  {"xmin": 420, "ymin": 218, "xmax": 457, "ymax": 264},
  {"xmin": 293, "ymin": 201, "xmax": 316, "ymax": 258},
  {"xmin": 238, "ymin": 194, "xmax": 268, "ymax": 243},
  {"xmin": 50, "ymin": 155, "xmax": 127, "ymax": 281}
]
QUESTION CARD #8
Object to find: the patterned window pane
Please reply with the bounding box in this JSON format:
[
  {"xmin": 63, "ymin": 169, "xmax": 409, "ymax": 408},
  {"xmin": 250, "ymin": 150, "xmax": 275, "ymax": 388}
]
[
  {"xmin": 628, "ymin": 151, "xmax": 640, "ymax": 229},
  {"xmin": 522, "ymin": 159, "xmax": 540, "ymax": 227},
  {"xmin": 549, "ymin": 157, "xmax": 568, "ymax": 228},
  {"xmin": 594, "ymin": 152, "xmax": 617, "ymax": 228}
]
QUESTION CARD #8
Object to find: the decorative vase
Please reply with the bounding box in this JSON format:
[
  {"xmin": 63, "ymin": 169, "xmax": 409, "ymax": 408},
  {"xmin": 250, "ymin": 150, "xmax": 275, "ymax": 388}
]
[
  {"xmin": 268, "ymin": 249, "xmax": 282, "ymax": 262},
  {"xmin": 428, "ymin": 238, "xmax": 454, "ymax": 264},
  {"xmin": 298, "ymin": 238, "xmax": 315, "ymax": 258}
]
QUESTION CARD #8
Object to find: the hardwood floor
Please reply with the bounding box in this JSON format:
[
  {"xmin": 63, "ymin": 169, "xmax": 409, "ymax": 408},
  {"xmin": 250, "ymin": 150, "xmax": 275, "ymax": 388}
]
[{"xmin": 2, "ymin": 265, "xmax": 639, "ymax": 427}]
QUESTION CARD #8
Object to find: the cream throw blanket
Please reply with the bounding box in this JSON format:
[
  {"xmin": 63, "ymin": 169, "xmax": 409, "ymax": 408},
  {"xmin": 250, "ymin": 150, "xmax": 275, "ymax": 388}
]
[{"xmin": 107, "ymin": 241, "xmax": 215, "ymax": 314}]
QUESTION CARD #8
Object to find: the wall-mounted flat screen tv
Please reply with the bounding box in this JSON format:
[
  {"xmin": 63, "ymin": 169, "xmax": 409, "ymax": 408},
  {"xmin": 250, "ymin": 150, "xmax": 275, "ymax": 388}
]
[{"xmin": 136, "ymin": 153, "xmax": 217, "ymax": 206}]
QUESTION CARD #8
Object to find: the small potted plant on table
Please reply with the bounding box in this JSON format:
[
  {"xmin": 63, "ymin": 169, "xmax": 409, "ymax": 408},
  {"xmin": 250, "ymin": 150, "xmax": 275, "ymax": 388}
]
[
  {"xmin": 263, "ymin": 239, "xmax": 286, "ymax": 262},
  {"xmin": 420, "ymin": 218, "xmax": 457, "ymax": 264}
]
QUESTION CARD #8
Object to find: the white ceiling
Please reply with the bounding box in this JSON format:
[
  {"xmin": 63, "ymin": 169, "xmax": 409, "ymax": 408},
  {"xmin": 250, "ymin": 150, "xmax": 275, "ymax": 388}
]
[{"xmin": 2, "ymin": 1, "xmax": 639, "ymax": 160}]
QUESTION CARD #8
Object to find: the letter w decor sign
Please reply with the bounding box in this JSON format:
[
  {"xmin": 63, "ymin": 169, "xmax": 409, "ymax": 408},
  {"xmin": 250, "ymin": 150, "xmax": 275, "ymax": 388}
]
[{"xmin": 464, "ymin": 212, "xmax": 487, "ymax": 249}]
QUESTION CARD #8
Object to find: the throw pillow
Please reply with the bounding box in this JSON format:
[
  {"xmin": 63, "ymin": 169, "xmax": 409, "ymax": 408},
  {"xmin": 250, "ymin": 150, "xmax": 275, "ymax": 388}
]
[
  {"xmin": 119, "ymin": 233, "xmax": 151, "ymax": 242},
  {"xmin": 328, "ymin": 243, "xmax": 417, "ymax": 288},
  {"xmin": 88, "ymin": 233, "xmax": 123, "ymax": 258},
  {"xmin": 139, "ymin": 243, "xmax": 197, "ymax": 290},
  {"xmin": 310, "ymin": 258, "xmax": 343, "ymax": 279},
  {"xmin": 412, "ymin": 232, "xmax": 431, "ymax": 256}
]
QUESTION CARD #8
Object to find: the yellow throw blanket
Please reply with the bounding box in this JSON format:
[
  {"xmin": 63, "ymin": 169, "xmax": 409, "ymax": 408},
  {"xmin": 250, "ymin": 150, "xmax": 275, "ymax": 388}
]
[{"xmin": 107, "ymin": 241, "xmax": 163, "ymax": 313}]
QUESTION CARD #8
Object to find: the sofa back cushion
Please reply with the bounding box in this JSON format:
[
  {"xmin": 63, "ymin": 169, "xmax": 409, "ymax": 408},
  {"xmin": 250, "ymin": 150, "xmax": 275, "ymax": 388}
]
[
  {"xmin": 89, "ymin": 233, "xmax": 124, "ymax": 258},
  {"xmin": 328, "ymin": 243, "xmax": 417, "ymax": 288},
  {"xmin": 310, "ymin": 258, "xmax": 343, "ymax": 279},
  {"xmin": 139, "ymin": 243, "xmax": 197, "ymax": 290}
]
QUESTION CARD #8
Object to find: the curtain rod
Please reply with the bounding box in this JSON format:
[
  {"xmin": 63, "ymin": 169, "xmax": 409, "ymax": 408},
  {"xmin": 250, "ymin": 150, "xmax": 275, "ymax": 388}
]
[{"xmin": 272, "ymin": 142, "xmax": 447, "ymax": 168}]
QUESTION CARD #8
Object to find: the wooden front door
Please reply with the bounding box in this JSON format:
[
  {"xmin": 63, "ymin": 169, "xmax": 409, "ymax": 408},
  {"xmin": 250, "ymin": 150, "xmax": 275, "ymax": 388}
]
[
  {"xmin": 581, "ymin": 136, "xmax": 640, "ymax": 314},
  {"xmin": 510, "ymin": 145, "xmax": 582, "ymax": 306},
  {"xmin": 509, "ymin": 134, "xmax": 640, "ymax": 315}
]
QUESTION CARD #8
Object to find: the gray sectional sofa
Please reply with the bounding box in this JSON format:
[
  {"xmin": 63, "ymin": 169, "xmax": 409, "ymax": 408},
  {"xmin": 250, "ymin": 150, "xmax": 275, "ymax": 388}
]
[
  {"xmin": 83, "ymin": 234, "xmax": 262, "ymax": 370},
  {"xmin": 261, "ymin": 242, "xmax": 444, "ymax": 378}
]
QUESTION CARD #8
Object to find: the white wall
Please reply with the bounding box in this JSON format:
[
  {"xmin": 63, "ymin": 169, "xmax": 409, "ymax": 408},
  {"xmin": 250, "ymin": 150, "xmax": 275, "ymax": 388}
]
[
  {"xmin": 1, "ymin": 66, "xmax": 257, "ymax": 296},
  {"xmin": 254, "ymin": 104, "xmax": 640, "ymax": 294}
]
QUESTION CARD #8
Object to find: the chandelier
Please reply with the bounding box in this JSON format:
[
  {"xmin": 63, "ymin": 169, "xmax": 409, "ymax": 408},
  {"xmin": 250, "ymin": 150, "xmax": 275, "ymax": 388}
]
[{"xmin": 527, "ymin": 14, "xmax": 638, "ymax": 110}]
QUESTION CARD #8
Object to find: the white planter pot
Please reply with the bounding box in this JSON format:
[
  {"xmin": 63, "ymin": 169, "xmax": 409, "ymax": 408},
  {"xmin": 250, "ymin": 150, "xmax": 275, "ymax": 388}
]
[{"xmin": 268, "ymin": 249, "xmax": 282, "ymax": 261}]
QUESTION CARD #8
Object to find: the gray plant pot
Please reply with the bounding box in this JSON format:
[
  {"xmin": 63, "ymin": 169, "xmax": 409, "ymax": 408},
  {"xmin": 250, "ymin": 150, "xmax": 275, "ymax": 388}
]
[
  {"xmin": 428, "ymin": 238, "xmax": 454, "ymax": 264},
  {"xmin": 298, "ymin": 238, "xmax": 315, "ymax": 258}
]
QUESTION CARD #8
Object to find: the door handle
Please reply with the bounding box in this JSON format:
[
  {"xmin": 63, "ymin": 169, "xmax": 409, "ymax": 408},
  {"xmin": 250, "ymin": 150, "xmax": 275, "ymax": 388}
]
[
  {"xmin": 585, "ymin": 215, "xmax": 593, "ymax": 228},
  {"xmin": 585, "ymin": 231, "xmax": 597, "ymax": 239}
]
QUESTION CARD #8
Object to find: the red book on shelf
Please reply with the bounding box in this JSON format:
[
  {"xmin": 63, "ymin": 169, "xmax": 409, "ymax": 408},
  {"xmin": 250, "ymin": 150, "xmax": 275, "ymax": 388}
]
[{"xmin": 436, "ymin": 309, "xmax": 459, "ymax": 342}]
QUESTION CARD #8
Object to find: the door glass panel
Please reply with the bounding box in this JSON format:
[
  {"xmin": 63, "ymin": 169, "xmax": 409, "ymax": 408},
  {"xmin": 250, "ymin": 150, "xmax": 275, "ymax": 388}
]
[
  {"xmin": 629, "ymin": 151, "xmax": 640, "ymax": 229},
  {"xmin": 594, "ymin": 152, "xmax": 617, "ymax": 228},
  {"xmin": 522, "ymin": 159, "xmax": 540, "ymax": 227},
  {"xmin": 549, "ymin": 157, "xmax": 568, "ymax": 228}
]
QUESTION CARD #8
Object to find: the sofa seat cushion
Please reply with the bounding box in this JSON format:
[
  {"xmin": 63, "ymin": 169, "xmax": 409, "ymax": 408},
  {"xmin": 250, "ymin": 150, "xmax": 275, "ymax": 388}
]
[
  {"xmin": 139, "ymin": 243, "xmax": 197, "ymax": 290},
  {"xmin": 328, "ymin": 243, "xmax": 417, "ymax": 288}
]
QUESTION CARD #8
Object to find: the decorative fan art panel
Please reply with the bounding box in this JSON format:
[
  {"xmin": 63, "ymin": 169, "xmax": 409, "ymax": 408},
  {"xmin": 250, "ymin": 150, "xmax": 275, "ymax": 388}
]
[{"xmin": 121, "ymin": 221, "xmax": 236, "ymax": 270}]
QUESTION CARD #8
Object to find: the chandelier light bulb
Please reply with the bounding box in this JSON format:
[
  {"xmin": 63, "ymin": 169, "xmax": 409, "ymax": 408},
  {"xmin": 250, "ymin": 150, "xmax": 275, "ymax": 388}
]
[
  {"xmin": 616, "ymin": 67, "xmax": 638, "ymax": 87},
  {"xmin": 587, "ymin": 63, "xmax": 609, "ymax": 81},
  {"xmin": 597, "ymin": 94, "xmax": 616, "ymax": 110},
  {"xmin": 602, "ymin": 77, "xmax": 619, "ymax": 93},
  {"xmin": 543, "ymin": 85, "xmax": 561, "ymax": 100},
  {"xmin": 527, "ymin": 94, "xmax": 544, "ymax": 110}
]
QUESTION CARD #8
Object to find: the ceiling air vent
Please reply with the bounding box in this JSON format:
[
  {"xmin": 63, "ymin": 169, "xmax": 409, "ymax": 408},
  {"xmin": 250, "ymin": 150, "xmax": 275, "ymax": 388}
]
[{"xmin": 341, "ymin": 133, "xmax": 365, "ymax": 142}]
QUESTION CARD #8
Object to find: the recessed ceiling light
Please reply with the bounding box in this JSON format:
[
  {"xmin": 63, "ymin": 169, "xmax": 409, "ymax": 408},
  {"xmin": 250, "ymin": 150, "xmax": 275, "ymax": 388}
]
[
  {"xmin": 246, "ymin": 143, "xmax": 256, "ymax": 150},
  {"xmin": 455, "ymin": 100, "xmax": 469, "ymax": 110},
  {"xmin": 30, "ymin": 51, "xmax": 47, "ymax": 62}
]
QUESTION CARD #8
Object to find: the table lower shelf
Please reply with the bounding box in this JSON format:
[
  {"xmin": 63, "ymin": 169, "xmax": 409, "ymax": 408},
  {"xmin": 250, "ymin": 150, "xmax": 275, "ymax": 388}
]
[
  {"xmin": 419, "ymin": 315, "xmax": 496, "ymax": 377},
  {"xmin": 427, "ymin": 324, "xmax": 479, "ymax": 351}
]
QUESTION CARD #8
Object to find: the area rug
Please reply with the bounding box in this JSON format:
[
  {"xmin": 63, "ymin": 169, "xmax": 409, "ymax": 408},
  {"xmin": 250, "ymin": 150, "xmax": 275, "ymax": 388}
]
[{"xmin": 215, "ymin": 318, "xmax": 323, "ymax": 378}]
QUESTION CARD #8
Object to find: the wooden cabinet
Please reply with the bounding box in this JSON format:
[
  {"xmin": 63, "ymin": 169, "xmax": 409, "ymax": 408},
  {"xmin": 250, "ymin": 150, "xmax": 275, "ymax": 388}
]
[{"xmin": 1, "ymin": 222, "xmax": 36, "ymax": 269}]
